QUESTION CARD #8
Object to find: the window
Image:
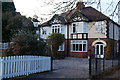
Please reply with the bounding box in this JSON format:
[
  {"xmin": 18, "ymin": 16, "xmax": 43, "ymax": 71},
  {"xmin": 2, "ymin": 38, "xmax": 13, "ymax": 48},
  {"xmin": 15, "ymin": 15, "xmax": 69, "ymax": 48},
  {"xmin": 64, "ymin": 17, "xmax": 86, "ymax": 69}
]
[
  {"xmin": 72, "ymin": 24, "xmax": 76, "ymax": 33},
  {"xmin": 0, "ymin": 43, "xmax": 8, "ymax": 49},
  {"xmin": 58, "ymin": 43, "xmax": 64, "ymax": 51},
  {"xmin": 71, "ymin": 40, "xmax": 87, "ymax": 52},
  {"xmin": 42, "ymin": 29, "xmax": 47, "ymax": 35},
  {"xmin": 95, "ymin": 21, "xmax": 105, "ymax": 33},
  {"xmin": 52, "ymin": 25, "xmax": 61, "ymax": 33}
]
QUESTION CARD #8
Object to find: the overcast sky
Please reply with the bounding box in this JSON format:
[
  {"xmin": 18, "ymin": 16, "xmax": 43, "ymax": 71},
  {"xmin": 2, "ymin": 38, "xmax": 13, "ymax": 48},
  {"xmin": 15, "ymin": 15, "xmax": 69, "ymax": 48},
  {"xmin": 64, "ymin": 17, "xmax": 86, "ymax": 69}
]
[{"xmin": 13, "ymin": 0, "xmax": 119, "ymax": 23}]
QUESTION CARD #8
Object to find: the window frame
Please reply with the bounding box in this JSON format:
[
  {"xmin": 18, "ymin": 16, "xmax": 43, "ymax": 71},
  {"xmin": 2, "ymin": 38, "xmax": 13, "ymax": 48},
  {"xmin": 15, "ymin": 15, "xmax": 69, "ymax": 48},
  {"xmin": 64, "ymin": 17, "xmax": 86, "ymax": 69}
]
[
  {"xmin": 71, "ymin": 40, "xmax": 87, "ymax": 52},
  {"xmin": 51, "ymin": 24, "xmax": 61, "ymax": 33},
  {"xmin": 58, "ymin": 43, "xmax": 64, "ymax": 51}
]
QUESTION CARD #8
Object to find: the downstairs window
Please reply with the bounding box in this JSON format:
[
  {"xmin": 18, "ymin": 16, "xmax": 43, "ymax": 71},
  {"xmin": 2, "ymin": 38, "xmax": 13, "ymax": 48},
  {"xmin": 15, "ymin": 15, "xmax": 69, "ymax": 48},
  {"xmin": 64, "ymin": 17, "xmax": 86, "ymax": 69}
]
[{"xmin": 71, "ymin": 40, "xmax": 87, "ymax": 52}]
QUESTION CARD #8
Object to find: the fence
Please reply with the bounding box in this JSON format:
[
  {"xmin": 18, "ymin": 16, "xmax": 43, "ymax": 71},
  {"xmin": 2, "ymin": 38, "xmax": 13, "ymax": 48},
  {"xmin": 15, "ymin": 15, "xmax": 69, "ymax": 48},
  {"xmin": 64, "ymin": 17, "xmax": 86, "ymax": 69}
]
[
  {"xmin": 89, "ymin": 51, "xmax": 120, "ymax": 78},
  {"xmin": 0, "ymin": 56, "xmax": 51, "ymax": 79}
]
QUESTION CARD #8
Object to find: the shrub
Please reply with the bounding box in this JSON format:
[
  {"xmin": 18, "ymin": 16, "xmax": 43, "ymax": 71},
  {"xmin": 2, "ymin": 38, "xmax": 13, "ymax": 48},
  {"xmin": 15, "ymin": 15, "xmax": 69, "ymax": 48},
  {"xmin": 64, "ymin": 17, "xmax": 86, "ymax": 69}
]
[{"xmin": 4, "ymin": 30, "xmax": 48, "ymax": 56}]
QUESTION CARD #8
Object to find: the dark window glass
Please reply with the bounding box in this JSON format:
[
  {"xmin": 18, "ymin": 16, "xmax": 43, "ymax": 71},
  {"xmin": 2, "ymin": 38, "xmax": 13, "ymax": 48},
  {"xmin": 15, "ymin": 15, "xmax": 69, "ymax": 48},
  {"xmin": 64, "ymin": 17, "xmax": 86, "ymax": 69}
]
[
  {"xmin": 76, "ymin": 44, "xmax": 79, "ymax": 51},
  {"xmin": 79, "ymin": 44, "xmax": 82, "ymax": 51},
  {"xmin": 73, "ymin": 44, "xmax": 75, "ymax": 51},
  {"xmin": 55, "ymin": 29, "xmax": 57, "ymax": 33},
  {"xmin": 83, "ymin": 44, "xmax": 86, "ymax": 51},
  {"xmin": 100, "ymin": 45, "xmax": 103, "ymax": 55},
  {"xmin": 52, "ymin": 29, "xmax": 54, "ymax": 33},
  {"xmin": 73, "ymin": 24, "xmax": 76, "ymax": 33},
  {"xmin": 58, "ymin": 28, "xmax": 60, "ymax": 33},
  {"xmin": 96, "ymin": 45, "xmax": 99, "ymax": 55}
]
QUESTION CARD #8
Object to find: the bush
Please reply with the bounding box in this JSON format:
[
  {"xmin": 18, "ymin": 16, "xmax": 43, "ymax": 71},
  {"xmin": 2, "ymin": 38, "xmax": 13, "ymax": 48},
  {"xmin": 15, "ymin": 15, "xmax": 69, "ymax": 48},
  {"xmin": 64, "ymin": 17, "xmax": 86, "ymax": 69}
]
[{"xmin": 4, "ymin": 30, "xmax": 48, "ymax": 56}]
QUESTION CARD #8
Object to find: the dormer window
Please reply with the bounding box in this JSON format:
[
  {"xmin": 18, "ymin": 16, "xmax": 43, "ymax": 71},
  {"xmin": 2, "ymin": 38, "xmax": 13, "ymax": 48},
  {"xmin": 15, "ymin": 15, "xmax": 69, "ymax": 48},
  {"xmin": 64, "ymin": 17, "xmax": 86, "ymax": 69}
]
[{"xmin": 73, "ymin": 24, "xmax": 76, "ymax": 33}]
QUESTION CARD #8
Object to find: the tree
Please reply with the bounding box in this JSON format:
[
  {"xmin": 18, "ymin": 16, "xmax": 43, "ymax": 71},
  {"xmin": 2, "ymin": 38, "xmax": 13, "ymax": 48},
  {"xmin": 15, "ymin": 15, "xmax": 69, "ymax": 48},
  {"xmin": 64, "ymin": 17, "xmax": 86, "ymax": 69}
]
[
  {"xmin": 2, "ymin": 12, "xmax": 35, "ymax": 42},
  {"xmin": 48, "ymin": 33, "xmax": 65, "ymax": 58},
  {"xmin": 4, "ymin": 30, "xmax": 47, "ymax": 56},
  {"xmin": 2, "ymin": 2, "xmax": 35, "ymax": 42}
]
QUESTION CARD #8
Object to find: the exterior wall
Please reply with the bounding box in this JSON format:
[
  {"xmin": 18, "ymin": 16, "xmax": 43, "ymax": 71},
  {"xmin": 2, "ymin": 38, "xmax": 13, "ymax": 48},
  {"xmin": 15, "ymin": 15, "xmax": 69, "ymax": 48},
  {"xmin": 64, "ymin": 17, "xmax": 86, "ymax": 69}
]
[
  {"xmin": 108, "ymin": 20, "xmax": 120, "ymax": 40},
  {"xmin": 88, "ymin": 38, "xmax": 118, "ymax": 59},
  {"xmin": 41, "ymin": 20, "xmax": 120, "ymax": 58},
  {"xmin": 118, "ymin": 1, "xmax": 120, "ymax": 25},
  {"xmin": 40, "ymin": 24, "xmax": 67, "ymax": 39},
  {"xmin": 88, "ymin": 21, "xmax": 107, "ymax": 38}
]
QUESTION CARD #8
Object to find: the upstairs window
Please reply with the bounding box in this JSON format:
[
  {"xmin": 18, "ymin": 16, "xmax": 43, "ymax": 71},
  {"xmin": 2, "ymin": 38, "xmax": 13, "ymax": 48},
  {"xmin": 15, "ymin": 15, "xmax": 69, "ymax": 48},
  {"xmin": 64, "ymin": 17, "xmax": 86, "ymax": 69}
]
[
  {"xmin": 95, "ymin": 21, "xmax": 105, "ymax": 33},
  {"xmin": 72, "ymin": 24, "xmax": 76, "ymax": 33},
  {"xmin": 52, "ymin": 24, "xmax": 61, "ymax": 33}
]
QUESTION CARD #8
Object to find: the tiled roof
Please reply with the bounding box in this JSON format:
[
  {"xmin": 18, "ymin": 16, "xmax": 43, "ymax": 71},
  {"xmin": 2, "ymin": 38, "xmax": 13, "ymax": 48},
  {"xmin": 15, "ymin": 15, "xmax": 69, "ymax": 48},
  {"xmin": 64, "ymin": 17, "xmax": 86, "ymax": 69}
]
[{"xmin": 40, "ymin": 2, "xmax": 118, "ymax": 27}]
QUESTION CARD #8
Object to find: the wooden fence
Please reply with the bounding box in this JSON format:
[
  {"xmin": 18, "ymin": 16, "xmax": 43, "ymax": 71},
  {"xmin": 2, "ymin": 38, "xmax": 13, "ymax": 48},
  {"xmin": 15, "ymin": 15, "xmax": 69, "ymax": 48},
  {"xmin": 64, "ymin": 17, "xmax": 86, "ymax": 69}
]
[{"xmin": 0, "ymin": 56, "xmax": 51, "ymax": 79}]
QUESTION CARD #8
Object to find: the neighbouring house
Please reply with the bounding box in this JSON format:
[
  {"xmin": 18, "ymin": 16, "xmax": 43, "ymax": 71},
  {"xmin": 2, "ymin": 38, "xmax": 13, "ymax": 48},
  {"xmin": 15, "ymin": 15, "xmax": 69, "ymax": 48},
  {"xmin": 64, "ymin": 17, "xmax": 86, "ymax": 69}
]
[{"xmin": 39, "ymin": 1, "xmax": 120, "ymax": 59}]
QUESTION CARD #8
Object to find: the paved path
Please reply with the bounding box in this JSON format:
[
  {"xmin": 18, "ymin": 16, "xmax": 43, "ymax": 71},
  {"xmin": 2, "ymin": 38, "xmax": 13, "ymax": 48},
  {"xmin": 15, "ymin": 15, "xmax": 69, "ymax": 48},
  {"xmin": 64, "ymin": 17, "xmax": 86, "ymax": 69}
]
[{"xmin": 16, "ymin": 57, "xmax": 89, "ymax": 79}]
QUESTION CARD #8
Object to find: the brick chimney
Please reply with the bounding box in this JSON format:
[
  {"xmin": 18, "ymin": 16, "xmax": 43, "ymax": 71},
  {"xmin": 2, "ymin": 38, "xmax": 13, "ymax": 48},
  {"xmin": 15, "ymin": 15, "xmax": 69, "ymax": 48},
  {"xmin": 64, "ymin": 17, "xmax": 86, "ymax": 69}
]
[
  {"xmin": 76, "ymin": 0, "xmax": 85, "ymax": 10},
  {"xmin": 118, "ymin": 1, "xmax": 120, "ymax": 24}
]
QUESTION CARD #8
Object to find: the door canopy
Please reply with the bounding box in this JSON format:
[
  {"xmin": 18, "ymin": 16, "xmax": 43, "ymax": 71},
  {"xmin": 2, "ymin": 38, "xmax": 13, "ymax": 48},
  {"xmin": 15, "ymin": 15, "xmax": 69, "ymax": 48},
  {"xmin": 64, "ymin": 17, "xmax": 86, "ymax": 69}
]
[{"xmin": 92, "ymin": 40, "xmax": 107, "ymax": 47}]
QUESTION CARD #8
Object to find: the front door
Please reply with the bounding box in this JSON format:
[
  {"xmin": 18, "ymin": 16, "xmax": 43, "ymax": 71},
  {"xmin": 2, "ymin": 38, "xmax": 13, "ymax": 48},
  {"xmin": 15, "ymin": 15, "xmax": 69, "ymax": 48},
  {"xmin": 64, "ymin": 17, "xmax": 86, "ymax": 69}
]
[{"xmin": 95, "ymin": 43, "xmax": 104, "ymax": 58}]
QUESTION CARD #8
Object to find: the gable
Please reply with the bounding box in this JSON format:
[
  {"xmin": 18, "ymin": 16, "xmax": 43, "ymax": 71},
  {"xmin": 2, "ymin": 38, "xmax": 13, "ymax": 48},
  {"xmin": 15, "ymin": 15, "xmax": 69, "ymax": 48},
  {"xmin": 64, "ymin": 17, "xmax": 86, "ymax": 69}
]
[
  {"xmin": 70, "ymin": 11, "xmax": 89, "ymax": 22},
  {"xmin": 48, "ymin": 14, "xmax": 67, "ymax": 25}
]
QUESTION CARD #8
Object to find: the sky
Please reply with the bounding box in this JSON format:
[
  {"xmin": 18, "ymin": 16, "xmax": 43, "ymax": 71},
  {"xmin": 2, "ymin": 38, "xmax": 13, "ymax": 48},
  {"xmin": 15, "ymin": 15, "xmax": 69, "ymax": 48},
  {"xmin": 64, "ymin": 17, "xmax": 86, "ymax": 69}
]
[{"xmin": 13, "ymin": 0, "xmax": 119, "ymax": 23}]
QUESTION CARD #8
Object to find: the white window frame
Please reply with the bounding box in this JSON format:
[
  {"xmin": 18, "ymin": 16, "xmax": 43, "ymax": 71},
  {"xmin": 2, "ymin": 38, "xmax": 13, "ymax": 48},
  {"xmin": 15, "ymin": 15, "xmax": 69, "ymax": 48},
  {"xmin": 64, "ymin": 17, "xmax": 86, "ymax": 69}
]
[
  {"xmin": 58, "ymin": 43, "xmax": 64, "ymax": 51},
  {"xmin": 71, "ymin": 40, "xmax": 87, "ymax": 52},
  {"xmin": 0, "ymin": 43, "xmax": 8, "ymax": 49},
  {"xmin": 51, "ymin": 24, "xmax": 61, "ymax": 33}
]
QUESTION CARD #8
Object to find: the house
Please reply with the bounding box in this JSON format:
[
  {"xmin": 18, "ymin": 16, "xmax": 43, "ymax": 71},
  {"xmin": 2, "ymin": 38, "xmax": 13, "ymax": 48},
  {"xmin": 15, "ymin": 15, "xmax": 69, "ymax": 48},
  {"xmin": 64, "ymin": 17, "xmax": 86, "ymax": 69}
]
[{"xmin": 39, "ymin": 1, "xmax": 120, "ymax": 59}]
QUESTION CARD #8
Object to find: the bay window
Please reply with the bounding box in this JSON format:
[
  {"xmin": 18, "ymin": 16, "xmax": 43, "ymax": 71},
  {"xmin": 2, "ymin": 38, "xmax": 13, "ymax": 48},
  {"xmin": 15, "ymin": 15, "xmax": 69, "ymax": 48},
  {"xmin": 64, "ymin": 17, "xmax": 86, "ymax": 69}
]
[{"xmin": 71, "ymin": 40, "xmax": 87, "ymax": 52}]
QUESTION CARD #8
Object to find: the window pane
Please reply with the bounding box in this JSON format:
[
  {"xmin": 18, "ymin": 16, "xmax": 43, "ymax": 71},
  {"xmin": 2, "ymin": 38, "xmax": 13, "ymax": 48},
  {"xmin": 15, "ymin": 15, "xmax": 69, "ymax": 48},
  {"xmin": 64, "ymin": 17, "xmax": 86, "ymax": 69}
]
[
  {"xmin": 73, "ymin": 44, "xmax": 76, "ymax": 51},
  {"xmin": 83, "ymin": 44, "xmax": 86, "ymax": 51},
  {"xmin": 52, "ymin": 29, "xmax": 54, "ymax": 33},
  {"xmin": 83, "ymin": 41, "xmax": 87, "ymax": 44},
  {"xmin": 96, "ymin": 45, "xmax": 99, "ymax": 55},
  {"xmin": 55, "ymin": 29, "xmax": 57, "ymax": 33},
  {"xmin": 58, "ymin": 28, "xmax": 60, "ymax": 33},
  {"xmin": 100, "ymin": 45, "xmax": 103, "ymax": 55},
  {"xmin": 76, "ymin": 44, "xmax": 79, "ymax": 51},
  {"xmin": 73, "ymin": 27, "xmax": 76, "ymax": 33},
  {"xmin": 79, "ymin": 44, "xmax": 82, "ymax": 51}
]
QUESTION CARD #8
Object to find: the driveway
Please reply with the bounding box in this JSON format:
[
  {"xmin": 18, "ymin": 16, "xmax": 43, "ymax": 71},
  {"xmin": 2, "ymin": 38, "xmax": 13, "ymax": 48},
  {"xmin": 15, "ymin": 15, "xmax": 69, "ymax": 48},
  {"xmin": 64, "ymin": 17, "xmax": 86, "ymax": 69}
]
[{"xmin": 17, "ymin": 57, "xmax": 89, "ymax": 79}]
